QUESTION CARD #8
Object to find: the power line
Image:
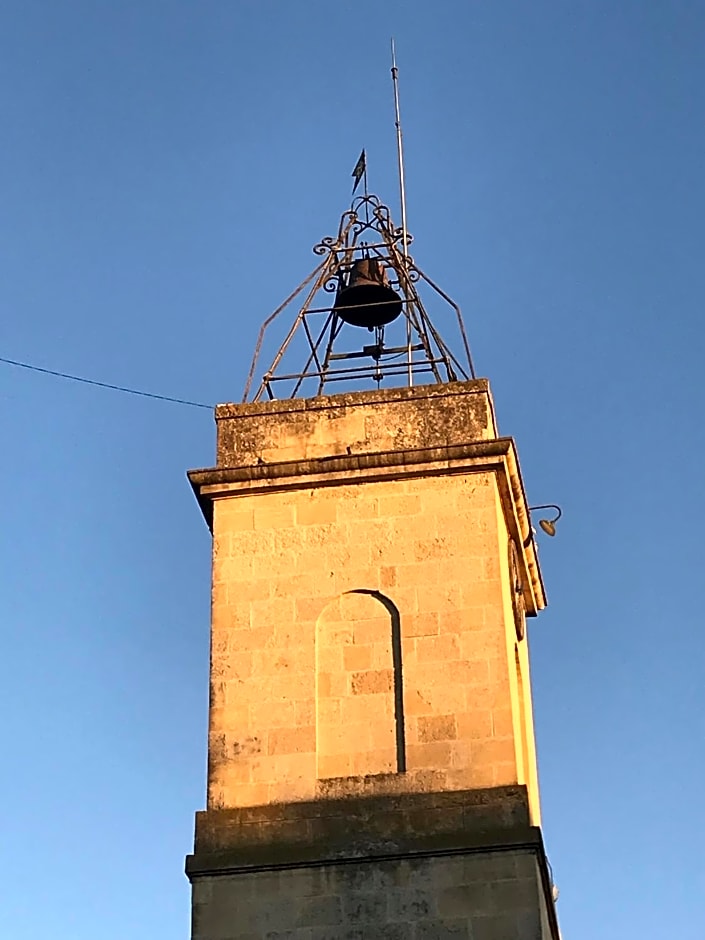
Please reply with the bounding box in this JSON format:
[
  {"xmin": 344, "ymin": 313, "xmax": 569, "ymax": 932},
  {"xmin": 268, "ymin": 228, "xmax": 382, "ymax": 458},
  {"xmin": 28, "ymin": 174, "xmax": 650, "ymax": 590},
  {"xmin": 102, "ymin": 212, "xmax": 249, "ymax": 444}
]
[{"xmin": 0, "ymin": 355, "xmax": 213, "ymax": 410}]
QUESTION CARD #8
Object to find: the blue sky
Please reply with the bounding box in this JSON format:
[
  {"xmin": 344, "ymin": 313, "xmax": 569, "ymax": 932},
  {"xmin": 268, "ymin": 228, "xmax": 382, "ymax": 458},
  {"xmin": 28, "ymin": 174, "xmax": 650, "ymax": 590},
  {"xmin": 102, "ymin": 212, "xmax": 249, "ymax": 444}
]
[{"xmin": 1, "ymin": 2, "xmax": 703, "ymax": 937}]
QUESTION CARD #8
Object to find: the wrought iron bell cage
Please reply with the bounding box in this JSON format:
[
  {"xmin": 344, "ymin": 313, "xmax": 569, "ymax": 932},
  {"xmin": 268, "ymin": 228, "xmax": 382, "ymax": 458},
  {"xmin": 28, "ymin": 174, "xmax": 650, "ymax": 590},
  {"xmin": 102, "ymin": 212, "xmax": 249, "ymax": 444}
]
[{"xmin": 243, "ymin": 194, "xmax": 476, "ymax": 402}]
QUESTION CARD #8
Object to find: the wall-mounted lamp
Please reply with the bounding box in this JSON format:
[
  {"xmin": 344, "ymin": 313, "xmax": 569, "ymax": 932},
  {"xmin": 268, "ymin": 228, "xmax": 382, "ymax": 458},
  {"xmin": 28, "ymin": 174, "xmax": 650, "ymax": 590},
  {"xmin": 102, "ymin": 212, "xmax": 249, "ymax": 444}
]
[{"xmin": 524, "ymin": 504, "xmax": 563, "ymax": 546}]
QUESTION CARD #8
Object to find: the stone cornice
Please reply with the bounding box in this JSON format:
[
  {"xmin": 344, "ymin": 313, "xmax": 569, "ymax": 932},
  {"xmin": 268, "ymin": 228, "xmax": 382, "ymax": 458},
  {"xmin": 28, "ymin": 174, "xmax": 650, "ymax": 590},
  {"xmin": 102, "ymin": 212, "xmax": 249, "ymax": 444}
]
[{"xmin": 188, "ymin": 437, "xmax": 546, "ymax": 612}]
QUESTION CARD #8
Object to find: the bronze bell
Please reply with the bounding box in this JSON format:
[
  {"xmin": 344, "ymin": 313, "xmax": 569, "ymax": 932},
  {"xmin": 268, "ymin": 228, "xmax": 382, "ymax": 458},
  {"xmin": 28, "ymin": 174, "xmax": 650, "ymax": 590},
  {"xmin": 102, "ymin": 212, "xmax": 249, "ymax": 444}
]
[{"xmin": 334, "ymin": 258, "xmax": 403, "ymax": 329}]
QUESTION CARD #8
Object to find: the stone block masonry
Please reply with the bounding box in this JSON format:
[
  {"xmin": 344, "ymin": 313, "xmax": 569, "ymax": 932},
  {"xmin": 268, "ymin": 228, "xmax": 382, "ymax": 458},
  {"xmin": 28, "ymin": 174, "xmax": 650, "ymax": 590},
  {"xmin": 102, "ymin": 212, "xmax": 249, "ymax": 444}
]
[
  {"xmin": 206, "ymin": 472, "xmax": 522, "ymax": 809},
  {"xmin": 187, "ymin": 380, "xmax": 557, "ymax": 938},
  {"xmin": 193, "ymin": 385, "xmax": 543, "ymax": 817},
  {"xmin": 187, "ymin": 787, "xmax": 559, "ymax": 939},
  {"xmin": 192, "ymin": 850, "xmax": 550, "ymax": 939}
]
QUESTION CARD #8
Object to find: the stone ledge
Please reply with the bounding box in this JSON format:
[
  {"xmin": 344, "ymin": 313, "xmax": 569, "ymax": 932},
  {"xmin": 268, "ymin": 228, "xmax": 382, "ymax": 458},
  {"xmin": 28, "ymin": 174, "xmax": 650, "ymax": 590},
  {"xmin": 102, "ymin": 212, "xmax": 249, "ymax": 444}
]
[
  {"xmin": 190, "ymin": 439, "xmax": 512, "ymax": 488},
  {"xmin": 186, "ymin": 826, "xmax": 543, "ymax": 879},
  {"xmin": 188, "ymin": 441, "xmax": 513, "ymax": 530},
  {"xmin": 188, "ymin": 439, "xmax": 546, "ymax": 613},
  {"xmin": 187, "ymin": 785, "xmax": 533, "ymax": 877}
]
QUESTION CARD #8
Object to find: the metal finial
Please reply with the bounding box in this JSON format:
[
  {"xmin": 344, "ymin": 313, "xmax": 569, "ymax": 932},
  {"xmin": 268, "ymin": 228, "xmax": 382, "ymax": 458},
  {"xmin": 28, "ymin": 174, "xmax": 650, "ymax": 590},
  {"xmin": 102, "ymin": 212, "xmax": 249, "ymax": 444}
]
[{"xmin": 391, "ymin": 38, "xmax": 412, "ymax": 384}]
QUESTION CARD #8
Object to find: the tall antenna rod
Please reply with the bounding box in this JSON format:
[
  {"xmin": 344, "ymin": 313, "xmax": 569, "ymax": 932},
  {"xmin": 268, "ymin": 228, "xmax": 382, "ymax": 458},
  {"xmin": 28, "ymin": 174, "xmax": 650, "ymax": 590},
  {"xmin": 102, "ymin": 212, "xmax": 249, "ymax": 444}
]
[
  {"xmin": 390, "ymin": 38, "xmax": 409, "ymax": 260},
  {"xmin": 391, "ymin": 38, "xmax": 413, "ymax": 384}
]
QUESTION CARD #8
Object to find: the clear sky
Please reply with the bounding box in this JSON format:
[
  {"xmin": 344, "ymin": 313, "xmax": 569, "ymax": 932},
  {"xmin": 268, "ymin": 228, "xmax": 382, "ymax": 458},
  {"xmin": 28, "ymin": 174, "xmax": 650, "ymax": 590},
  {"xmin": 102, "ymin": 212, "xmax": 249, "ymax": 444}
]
[{"xmin": 1, "ymin": 2, "xmax": 703, "ymax": 937}]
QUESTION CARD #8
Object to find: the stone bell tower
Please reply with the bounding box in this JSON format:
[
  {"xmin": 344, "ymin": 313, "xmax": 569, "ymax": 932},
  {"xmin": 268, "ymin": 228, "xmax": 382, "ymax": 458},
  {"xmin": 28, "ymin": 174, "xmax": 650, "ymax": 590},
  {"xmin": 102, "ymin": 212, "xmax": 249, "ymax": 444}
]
[{"xmin": 186, "ymin": 194, "xmax": 560, "ymax": 939}]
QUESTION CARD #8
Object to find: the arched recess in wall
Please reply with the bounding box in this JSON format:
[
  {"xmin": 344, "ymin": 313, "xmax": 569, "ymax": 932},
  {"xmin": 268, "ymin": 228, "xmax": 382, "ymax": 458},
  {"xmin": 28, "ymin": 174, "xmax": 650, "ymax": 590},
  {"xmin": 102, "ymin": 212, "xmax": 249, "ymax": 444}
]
[{"xmin": 315, "ymin": 589, "xmax": 405, "ymax": 779}]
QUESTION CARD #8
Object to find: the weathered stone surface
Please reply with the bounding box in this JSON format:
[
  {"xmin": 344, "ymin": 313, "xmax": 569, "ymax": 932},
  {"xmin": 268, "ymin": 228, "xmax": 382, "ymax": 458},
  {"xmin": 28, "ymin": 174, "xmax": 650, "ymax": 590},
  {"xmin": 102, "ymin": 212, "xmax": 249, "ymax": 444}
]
[
  {"xmin": 187, "ymin": 381, "xmax": 557, "ymax": 939},
  {"xmin": 214, "ymin": 380, "xmax": 497, "ymax": 467},
  {"xmin": 193, "ymin": 461, "xmax": 542, "ymax": 817},
  {"xmin": 190, "ymin": 846, "xmax": 556, "ymax": 940},
  {"xmin": 188, "ymin": 786, "xmax": 530, "ymax": 871}
]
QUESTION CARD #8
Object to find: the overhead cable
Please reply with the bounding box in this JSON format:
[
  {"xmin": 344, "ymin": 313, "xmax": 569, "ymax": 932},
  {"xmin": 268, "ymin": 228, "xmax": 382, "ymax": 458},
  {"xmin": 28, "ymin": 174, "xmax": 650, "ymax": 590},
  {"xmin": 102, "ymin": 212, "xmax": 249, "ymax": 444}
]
[{"xmin": 0, "ymin": 355, "xmax": 213, "ymax": 410}]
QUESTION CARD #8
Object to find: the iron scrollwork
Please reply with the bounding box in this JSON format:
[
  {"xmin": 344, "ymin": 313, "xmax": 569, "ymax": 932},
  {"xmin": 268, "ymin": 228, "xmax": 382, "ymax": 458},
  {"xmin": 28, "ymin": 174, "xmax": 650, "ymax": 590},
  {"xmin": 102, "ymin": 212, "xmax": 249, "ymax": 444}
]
[{"xmin": 243, "ymin": 193, "xmax": 475, "ymax": 402}]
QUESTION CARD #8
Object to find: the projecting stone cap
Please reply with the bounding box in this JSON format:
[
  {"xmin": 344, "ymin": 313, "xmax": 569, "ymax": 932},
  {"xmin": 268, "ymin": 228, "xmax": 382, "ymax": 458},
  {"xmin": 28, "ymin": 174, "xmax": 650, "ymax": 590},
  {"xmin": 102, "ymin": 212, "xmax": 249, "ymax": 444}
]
[
  {"xmin": 214, "ymin": 380, "xmax": 498, "ymax": 467},
  {"xmin": 187, "ymin": 785, "xmax": 532, "ymax": 875}
]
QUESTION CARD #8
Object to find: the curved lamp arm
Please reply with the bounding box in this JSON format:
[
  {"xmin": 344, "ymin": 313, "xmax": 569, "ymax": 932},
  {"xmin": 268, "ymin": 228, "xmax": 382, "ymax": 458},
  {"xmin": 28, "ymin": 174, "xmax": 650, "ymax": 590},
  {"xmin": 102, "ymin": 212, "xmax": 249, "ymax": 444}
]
[{"xmin": 523, "ymin": 504, "xmax": 563, "ymax": 546}]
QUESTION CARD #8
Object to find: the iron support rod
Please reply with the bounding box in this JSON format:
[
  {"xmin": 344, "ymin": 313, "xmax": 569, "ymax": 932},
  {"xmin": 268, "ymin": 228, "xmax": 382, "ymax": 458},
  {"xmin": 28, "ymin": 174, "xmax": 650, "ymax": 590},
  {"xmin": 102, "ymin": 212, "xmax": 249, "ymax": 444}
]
[{"xmin": 243, "ymin": 259, "xmax": 326, "ymax": 401}]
